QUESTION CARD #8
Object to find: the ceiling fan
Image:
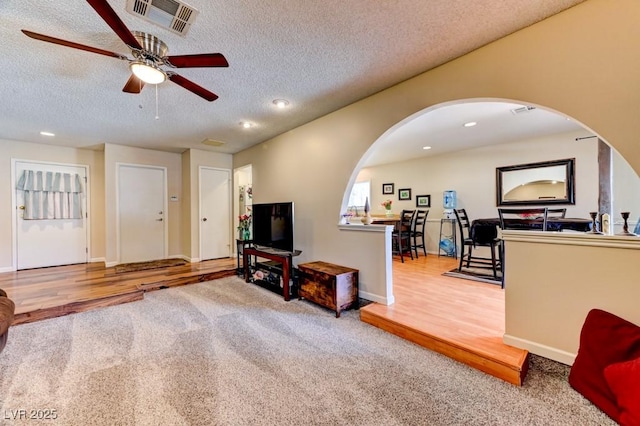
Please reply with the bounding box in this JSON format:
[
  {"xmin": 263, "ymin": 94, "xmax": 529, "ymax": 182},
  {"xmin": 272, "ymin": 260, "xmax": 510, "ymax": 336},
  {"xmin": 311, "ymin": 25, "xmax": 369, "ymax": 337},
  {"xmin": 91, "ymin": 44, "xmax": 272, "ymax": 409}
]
[{"xmin": 21, "ymin": 0, "xmax": 228, "ymax": 101}]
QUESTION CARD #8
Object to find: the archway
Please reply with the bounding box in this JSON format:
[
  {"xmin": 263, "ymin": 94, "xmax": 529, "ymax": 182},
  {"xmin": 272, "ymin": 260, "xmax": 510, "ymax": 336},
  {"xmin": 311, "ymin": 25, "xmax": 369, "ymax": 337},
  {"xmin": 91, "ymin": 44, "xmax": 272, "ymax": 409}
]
[{"xmin": 342, "ymin": 98, "xmax": 640, "ymax": 298}]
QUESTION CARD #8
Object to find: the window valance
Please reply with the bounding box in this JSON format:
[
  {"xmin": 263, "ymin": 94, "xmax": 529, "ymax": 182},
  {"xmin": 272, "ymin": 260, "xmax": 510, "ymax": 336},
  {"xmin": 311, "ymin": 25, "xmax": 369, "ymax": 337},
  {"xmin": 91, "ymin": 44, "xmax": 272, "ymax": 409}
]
[{"xmin": 16, "ymin": 170, "xmax": 83, "ymax": 220}]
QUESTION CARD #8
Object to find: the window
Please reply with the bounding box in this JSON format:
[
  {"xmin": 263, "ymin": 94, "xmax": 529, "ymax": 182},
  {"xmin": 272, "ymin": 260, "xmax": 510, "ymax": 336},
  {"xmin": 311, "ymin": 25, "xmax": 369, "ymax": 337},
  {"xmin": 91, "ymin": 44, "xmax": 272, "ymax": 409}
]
[{"xmin": 348, "ymin": 181, "xmax": 370, "ymax": 210}]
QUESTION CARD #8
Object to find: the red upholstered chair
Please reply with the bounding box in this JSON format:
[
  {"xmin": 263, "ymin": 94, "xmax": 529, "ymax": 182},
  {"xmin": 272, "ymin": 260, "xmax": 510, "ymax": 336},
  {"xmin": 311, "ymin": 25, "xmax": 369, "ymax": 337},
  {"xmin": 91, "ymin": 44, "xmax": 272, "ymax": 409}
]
[{"xmin": 569, "ymin": 309, "xmax": 640, "ymax": 424}]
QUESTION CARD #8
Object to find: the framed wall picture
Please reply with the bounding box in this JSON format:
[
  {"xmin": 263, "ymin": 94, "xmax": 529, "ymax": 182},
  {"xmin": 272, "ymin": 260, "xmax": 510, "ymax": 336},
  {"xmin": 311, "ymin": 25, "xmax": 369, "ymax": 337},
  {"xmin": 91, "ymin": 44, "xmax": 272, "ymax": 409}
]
[
  {"xmin": 416, "ymin": 195, "xmax": 431, "ymax": 208},
  {"xmin": 398, "ymin": 188, "xmax": 411, "ymax": 201},
  {"xmin": 382, "ymin": 183, "xmax": 394, "ymax": 195}
]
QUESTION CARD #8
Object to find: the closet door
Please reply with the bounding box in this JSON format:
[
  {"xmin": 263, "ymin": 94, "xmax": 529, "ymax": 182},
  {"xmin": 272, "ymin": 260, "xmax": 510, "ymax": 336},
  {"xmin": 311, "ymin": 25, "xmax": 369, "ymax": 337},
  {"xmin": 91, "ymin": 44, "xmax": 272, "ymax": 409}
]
[
  {"xmin": 117, "ymin": 164, "xmax": 167, "ymax": 263},
  {"xmin": 15, "ymin": 160, "xmax": 88, "ymax": 270},
  {"xmin": 199, "ymin": 167, "xmax": 231, "ymax": 260}
]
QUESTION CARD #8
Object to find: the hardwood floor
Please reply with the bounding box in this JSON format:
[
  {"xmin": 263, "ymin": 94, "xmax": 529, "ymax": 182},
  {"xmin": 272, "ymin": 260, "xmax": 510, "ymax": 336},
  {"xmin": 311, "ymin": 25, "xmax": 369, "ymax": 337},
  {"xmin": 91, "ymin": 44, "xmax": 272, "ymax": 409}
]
[
  {"xmin": 0, "ymin": 253, "xmax": 527, "ymax": 385},
  {"xmin": 361, "ymin": 254, "xmax": 529, "ymax": 386},
  {"xmin": 0, "ymin": 258, "xmax": 237, "ymax": 325}
]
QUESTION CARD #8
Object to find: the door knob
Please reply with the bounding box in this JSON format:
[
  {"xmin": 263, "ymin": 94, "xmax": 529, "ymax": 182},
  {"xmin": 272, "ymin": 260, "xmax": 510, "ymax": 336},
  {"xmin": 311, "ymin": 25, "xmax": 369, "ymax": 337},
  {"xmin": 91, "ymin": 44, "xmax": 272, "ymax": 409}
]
[
  {"xmin": 202, "ymin": 218, "xmax": 207, "ymax": 222},
  {"xmin": 19, "ymin": 205, "xmax": 25, "ymax": 210}
]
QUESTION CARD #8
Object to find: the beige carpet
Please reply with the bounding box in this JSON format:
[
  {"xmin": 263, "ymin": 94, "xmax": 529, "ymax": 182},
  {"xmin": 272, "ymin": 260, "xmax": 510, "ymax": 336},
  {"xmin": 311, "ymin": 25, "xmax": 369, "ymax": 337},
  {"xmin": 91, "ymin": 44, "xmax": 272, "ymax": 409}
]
[
  {"xmin": 0, "ymin": 276, "xmax": 613, "ymax": 425},
  {"xmin": 115, "ymin": 258, "xmax": 187, "ymax": 273}
]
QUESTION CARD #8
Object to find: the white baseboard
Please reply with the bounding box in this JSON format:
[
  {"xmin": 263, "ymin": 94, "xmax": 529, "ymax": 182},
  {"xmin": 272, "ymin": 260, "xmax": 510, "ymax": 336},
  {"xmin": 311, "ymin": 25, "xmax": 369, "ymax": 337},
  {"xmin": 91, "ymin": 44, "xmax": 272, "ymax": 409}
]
[
  {"xmin": 90, "ymin": 257, "xmax": 106, "ymax": 263},
  {"xmin": 503, "ymin": 334, "xmax": 576, "ymax": 366},
  {"xmin": 359, "ymin": 290, "xmax": 394, "ymax": 306},
  {"xmin": 0, "ymin": 266, "xmax": 14, "ymax": 273},
  {"xmin": 169, "ymin": 255, "xmax": 192, "ymax": 262}
]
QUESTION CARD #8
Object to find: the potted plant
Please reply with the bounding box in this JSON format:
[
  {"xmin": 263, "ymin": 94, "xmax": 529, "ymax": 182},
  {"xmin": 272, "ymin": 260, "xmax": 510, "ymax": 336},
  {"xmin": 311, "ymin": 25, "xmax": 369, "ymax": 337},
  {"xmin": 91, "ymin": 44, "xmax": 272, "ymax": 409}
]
[
  {"xmin": 381, "ymin": 199, "xmax": 393, "ymax": 216},
  {"xmin": 238, "ymin": 214, "xmax": 252, "ymax": 240}
]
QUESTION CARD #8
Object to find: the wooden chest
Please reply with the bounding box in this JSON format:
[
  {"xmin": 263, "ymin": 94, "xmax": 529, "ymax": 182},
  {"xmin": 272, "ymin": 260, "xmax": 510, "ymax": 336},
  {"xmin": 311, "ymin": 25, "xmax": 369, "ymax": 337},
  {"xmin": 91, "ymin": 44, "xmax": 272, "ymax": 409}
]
[{"xmin": 297, "ymin": 261, "xmax": 359, "ymax": 318}]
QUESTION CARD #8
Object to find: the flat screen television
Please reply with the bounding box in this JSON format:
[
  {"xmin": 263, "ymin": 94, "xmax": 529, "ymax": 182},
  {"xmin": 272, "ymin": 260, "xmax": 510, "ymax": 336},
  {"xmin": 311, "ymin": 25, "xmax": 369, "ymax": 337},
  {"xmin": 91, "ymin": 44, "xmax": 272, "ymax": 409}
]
[{"xmin": 251, "ymin": 202, "xmax": 294, "ymax": 252}]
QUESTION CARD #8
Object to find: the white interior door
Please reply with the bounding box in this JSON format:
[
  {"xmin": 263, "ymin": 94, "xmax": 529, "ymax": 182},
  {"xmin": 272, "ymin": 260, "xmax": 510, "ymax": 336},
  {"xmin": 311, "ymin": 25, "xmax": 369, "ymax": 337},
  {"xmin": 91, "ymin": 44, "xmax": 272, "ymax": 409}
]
[
  {"xmin": 200, "ymin": 167, "xmax": 231, "ymax": 260},
  {"xmin": 118, "ymin": 164, "xmax": 166, "ymax": 263},
  {"xmin": 15, "ymin": 161, "xmax": 88, "ymax": 270}
]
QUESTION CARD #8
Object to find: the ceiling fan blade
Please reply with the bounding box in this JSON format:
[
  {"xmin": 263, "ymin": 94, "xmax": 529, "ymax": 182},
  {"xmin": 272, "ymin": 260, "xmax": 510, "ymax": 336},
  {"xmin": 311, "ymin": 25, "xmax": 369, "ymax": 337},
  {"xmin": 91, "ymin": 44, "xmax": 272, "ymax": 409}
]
[
  {"xmin": 21, "ymin": 29, "xmax": 127, "ymax": 60},
  {"xmin": 168, "ymin": 74, "xmax": 219, "ymax": 102},
  {"xmin": 122, "ymin": 74, "xmax": 145, "ymax": 94},
  {"xmin": 86, "ymin": 0, "xmax": 142, "ymax": 50},
  {"xmin": 165, "ymin": 53, "xmax": 229, "ymax": 68}
]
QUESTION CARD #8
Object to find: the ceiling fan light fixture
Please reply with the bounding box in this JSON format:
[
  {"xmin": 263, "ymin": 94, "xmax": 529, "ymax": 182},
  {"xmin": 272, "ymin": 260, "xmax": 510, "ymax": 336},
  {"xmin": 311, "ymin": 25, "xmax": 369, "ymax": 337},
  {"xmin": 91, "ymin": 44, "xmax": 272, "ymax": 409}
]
[{"xmin": 130, "ymin": 60, "xmax": 166, "ymax": 84}]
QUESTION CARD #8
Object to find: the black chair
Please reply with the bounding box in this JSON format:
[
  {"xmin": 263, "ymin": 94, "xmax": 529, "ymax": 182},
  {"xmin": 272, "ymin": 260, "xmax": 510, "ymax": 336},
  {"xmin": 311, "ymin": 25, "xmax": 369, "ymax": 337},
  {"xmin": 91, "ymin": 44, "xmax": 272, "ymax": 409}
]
[
  {"xmin": 454, "ymin": 208, "xmax": 501, "ymax": 280},
  {"xmin": 392, "ymin": 210, "xmax": 415, "ymax": 263},
  {"xmin": 497, "ymin": 207, "xmax": 549, "ymax": 288},
  {"xmin": 545, "ymin": 208, "xmax": 567, "ymax": 231},
  {"xmin": 546, "ymin": 208, "xmax": 567, "ymax": 218},
  {"xmin": 498, "ymin": 207, "xmax": 549, "ymax": 231},
  {"xmin": 410, "ymin": 209, "xmax": 429, "ymax": 258}
]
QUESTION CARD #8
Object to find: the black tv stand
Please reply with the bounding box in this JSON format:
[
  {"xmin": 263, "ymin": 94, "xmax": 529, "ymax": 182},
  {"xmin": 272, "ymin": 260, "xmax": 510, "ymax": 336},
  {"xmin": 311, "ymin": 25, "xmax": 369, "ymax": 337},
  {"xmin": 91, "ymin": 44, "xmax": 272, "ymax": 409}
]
[{"xmin": 243, "ymin": 246, "xmax": 301, "ymax": 301}]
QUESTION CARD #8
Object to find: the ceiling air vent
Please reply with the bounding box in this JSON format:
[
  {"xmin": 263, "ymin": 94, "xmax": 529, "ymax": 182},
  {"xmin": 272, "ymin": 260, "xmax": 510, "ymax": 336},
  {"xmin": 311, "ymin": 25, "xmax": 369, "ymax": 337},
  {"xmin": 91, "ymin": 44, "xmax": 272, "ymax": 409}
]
[
  {"xmin": 201, "ymin": 139, "xmax": 225, "ymax": 147},
  {"xmin": 511, "ymin": 106, "xmax": 536, "ymax": 115},
  {"xmin": 126, "ymin": 0, "xmax": 199, "ymax": 36}
]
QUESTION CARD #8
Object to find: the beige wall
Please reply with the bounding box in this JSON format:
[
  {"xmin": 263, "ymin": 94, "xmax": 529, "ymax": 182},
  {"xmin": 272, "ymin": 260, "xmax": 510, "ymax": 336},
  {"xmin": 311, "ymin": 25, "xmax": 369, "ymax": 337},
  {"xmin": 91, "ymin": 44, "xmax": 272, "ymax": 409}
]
[
  {"xmin": 502, "ymin": 232, "xmax": 640, "ymax": 364},
  {"xmin": 181, "ymin": 150, "xmax": 192, "ymax": 259},
  {"xmin": 233, "ymin": 1, "xmax": 640, "ymax": 322},
  {"xmin": 0, "ymin": 139, "xmax": 105, "ymax": 270}
]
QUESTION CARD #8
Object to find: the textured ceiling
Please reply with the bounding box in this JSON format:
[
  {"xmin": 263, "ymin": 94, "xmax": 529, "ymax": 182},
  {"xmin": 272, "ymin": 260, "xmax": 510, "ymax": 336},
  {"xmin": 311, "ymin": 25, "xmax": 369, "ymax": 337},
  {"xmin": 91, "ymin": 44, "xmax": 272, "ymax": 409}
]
[{"xmin": 1, "ymin": 0, "xmax": 585, "ymax": 155}]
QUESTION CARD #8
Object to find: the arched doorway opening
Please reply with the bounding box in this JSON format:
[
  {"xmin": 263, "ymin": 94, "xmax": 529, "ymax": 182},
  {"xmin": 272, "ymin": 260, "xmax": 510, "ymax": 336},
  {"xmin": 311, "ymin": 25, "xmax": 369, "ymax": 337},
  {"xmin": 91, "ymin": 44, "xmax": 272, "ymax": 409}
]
[{"xmin": 345, "ymin": 98, "xmax": 640, "ymax": 382}]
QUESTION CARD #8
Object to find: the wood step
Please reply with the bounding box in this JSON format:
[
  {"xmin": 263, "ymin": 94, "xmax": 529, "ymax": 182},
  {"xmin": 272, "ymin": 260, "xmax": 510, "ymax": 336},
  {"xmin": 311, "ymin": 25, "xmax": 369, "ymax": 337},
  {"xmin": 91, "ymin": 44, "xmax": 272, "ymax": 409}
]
[
  {"xmin": 138, "ymin": 269, "xmax": 237, "ymax": 292},
  {"xmin": 13, "ymin": 290, "xmax": 143, "ymax": 325},
  {"xmin": 360, "ymin": 305, "xmax": 529, "ymax": 386},
  {"xmin": 5, "ymin": 259, "xmax": 238, "ymax": 325}
]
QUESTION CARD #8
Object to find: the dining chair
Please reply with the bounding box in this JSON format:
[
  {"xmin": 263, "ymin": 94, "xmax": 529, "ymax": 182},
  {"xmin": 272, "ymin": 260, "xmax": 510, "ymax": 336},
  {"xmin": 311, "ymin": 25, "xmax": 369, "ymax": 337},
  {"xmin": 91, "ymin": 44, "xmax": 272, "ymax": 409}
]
[
  {"xmin": 453, "ymin": 208, "xmax": 501, "ymax": 280},
  {"xmin": 410, "ymin": 209, "xmax": 429, "ymax": 258},
  {"xmin": 546, "ymin": 208, "xmax": 567, "ymax": 218},
  {"xmin": 498, "ymin": 207, "xmax": 549, "ymax": 231},
  {"xmin": 392, "ymin": 209, "xmax": 415, "ymax": 263}
]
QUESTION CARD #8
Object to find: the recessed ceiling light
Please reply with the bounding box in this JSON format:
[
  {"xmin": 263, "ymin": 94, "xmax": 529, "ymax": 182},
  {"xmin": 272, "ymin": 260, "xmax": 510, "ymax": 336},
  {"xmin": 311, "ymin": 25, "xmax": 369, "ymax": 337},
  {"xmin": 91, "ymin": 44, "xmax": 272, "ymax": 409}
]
[
  {"xmin": 463, "ymin": 121, "xmax": 477, "ymax": 128},
  {"xmin": 40, "ymin": 131, "xmax": 55, "ymax": 137},
  {"xmin": 240, "ymin": 121, "xmax": 253, "ymax": 129},
  {"xmin": 272, "ymin": 99, "xmax": 289, "ymax": 108},
  {"xmin": 422, "ymin": 146, "xmax": 432, "ymax": 150}
]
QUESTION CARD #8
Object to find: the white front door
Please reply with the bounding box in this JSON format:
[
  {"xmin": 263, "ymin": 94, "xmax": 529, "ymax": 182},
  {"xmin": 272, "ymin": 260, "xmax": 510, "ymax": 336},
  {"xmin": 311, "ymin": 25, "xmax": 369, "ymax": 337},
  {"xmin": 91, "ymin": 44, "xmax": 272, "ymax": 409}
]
[
  {"xmin": 15, "ymin": 160, "xmax": 88, "ymax": 270},
  {"xmin": 117, "ymin": 164, "xmax": 167, "ymax": 263},
  {"xmin": 199, "ymin": 167, "xmax": 231, "ymax": 260}
]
